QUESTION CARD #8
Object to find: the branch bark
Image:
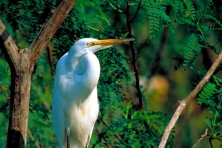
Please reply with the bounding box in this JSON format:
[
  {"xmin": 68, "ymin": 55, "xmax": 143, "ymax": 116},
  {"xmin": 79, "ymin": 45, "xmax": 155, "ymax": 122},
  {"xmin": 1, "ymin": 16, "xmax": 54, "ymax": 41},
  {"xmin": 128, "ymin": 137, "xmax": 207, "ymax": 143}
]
[
  {"xmin": 0, "ymin": 0, "xmax": 76, "ymax": 147},
  {"xmin": 28, "ymin": 0, "xmax": 76, "ymax": 65},
  {"xmin": 0, "ymin": 20, "xmax": 30, "ymax": 148},
  {"xmin": 158, "ymin": 50, "xmax": 222, "ymax": 148},
  {"xmin": 126, "ymin": 2, "xmax": 144, "ymax": 110},
  {"xmin": 0, "ymin": 20, "xmax": 20, "ymax": 69}
]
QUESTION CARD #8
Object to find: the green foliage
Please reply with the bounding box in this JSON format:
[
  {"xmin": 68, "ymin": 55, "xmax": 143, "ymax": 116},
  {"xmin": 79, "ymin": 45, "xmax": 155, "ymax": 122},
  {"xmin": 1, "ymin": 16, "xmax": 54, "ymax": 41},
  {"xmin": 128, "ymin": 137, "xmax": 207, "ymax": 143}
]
[
  {"xmin": 181, "ymin": 33, "xmax": 204, "ymax": 69},
  {"xmin": 143, "ymin": 1, "xmax": 171, "ymax": 38},
  {"xmin": 171, "ymin": 7, "xmax": 222, "ymax": 144},
  {"xmin": 0, "ymin": 58, "xmax": 10, "ymax": 145},
  {"xmin": 172, "ymin": 0, "xmax": 222, "ymax": 69},
  {"xmin": 197, "ymin": 75, "xmax": 222, "ymax": 146},
  {"xmin": 0, "ymin": 0, "xmax": 222, "ymax": 147},
  {"xmin": 94, "ymin": 111, "xmax": 173, "ymax": 147}
]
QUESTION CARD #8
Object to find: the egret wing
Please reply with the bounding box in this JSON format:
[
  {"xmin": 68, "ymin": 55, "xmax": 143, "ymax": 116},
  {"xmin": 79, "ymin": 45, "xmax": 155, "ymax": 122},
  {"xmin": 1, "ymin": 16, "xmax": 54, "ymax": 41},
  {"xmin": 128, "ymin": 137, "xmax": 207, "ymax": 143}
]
[{"xmin": 52, "ymin": 88, "xmax": 66, "ymax": 148}]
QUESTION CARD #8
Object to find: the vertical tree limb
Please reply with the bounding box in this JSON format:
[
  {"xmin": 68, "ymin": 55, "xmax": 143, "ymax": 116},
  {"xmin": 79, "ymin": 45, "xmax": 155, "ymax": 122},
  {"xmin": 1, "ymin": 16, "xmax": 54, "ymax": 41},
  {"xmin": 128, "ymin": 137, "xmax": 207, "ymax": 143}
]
[
  {"xmin": 126, "ymin": 2, "xmax": 144, "ymax": 110},
  {"xmin": 158, "ymin": 50, "xmax": 222, "ymax": 148},
  {"xmin": 129, "ymin": 0, "xmax": 142, "ymax": 23},
  {"xmin": 0, "ymin": 0, "xmax": 77, "ymax": 147},
  {"xmin": 0, "ymin": 20, "xmax": 19, "ymax": 68},
  {"xmin": 0, "ymin": 20, "xmax": 30, "ymax": 148}
]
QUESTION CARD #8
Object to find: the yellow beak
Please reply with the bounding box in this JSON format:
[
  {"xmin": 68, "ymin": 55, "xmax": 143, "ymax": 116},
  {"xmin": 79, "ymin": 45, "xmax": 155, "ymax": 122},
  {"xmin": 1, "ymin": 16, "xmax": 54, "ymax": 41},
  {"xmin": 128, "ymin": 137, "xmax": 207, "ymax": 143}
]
[{"xmin": 87, "ymin": 38, "xmax": 134, "ymax": 47}]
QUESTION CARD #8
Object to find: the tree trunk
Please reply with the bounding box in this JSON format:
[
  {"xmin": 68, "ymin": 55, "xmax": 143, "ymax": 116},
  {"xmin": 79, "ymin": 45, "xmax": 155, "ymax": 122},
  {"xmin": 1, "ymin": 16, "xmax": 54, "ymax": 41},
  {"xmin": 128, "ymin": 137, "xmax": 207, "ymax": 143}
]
[
  {"xmin": 6, "ymin": 51, "xmax": 32, "ymax": 147},
  {"xmin": 0, "ymin": 0, "xmax": 76, "ymax": 147}
]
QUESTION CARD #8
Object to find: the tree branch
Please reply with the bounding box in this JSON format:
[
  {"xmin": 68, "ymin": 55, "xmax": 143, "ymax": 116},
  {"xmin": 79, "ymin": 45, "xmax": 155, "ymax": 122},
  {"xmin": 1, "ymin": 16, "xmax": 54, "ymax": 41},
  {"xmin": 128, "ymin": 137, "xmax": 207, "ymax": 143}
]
[
  {"xmin": 46, "ymin": 44, "xmax": 55, "ymax": 76},
  {"xmin": 148, "ymin": 27, "xmax": 168, "ymax": 78},
  {"xmin": 0, "ymin": 1, "xmax": 77, "ymax": 147},
  {"xmin": 148, "ymin": 6, "xmax": 170, "ymax": 78},
  {"xmin": 158, "ymin": 50, "xmax": 222, "ymax": 148},
  {"xmin": 126, "ymin": 2, "xmax": 144, "ymax": 110},
  {"xmin": 129, "ymin": 0, "xmax": 142, "ymax": 23},
  {"xmin": 0, "ymin": 20, "xmax": 20, "ymax": 68},
  {"xmin": 28, "ymin": 0, "xmax": 76, "ymax": 65},
  {"xmin": 191, "ymin": 128, "xmax": 208, "ymax": 148}
]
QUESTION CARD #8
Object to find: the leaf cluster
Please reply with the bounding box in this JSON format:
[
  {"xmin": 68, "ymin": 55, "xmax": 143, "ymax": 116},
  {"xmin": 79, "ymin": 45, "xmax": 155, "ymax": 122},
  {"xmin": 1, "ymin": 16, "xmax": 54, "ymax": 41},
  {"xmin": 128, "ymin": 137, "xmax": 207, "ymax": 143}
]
[
  {"xmin": 197, "ymin": 74, "xmax": 222, "ymax": 146},
  {"xmin": 171, "ymin": 1, "xmax": 222, "ymax": 146},
  {"xmin": 172, "ymin": 0, "xmax": 222, "ymax": 69}
]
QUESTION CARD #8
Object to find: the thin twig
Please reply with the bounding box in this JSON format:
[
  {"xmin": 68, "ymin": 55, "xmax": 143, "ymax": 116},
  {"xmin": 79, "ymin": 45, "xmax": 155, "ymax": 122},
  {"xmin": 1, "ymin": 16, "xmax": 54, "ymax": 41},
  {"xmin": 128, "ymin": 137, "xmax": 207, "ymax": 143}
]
[
  {"xmin": 129, "ymin": 0, "xmax": 142, "ymax": 23},
  {"xmin": 38, "ymin": 133, "xmax": 43, "ymax": 148},
  {"xmin": 126, "ymin": 2, "xmax": 144, "ymax": 110},
  {"xmin": 148, "ymin": 27, "xmax": 169, "ymax": 78},
  {"xmin": 101, "ymin": 119, "xmax": 122, "ymax": 141},
  {"xmin": 158, "ymin": 50, "xmax": 222, "ymax": 148},
  {"xmin": 92, "ymin": 119, "xmax": 121, "ymax": 148},
  {"xmin": 46, "ymin": 44, "xmax": 54, "ymax": 76},
  {"xmin": 148, "ymin": 6, "xmax": 170, "ymax": 78},
  {"xmin": 27, "ymin": 130, "xmax": 41, "ymax": 148},
  {"xmin": 191, "ymin": 129, "xmax": 208, "ymax": 148}
]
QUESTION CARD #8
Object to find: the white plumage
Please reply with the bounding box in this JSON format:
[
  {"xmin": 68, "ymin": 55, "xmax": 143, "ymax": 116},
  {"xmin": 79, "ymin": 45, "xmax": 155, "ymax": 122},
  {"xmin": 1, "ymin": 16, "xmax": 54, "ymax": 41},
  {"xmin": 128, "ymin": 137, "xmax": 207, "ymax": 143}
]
[{"xmin": 52, "ymin": 38, "xmax": 133, "ymax": 148}]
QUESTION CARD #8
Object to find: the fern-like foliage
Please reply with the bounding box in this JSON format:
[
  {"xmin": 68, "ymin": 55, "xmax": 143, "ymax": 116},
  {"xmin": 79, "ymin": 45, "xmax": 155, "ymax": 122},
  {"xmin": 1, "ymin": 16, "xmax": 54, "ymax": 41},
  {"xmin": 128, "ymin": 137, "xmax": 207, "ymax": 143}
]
[
  {"xmin": 198, "ymin": 83, "xmax": 217, "ymax": 109},
  {"xmin": 181, "ymin": 34, "xmax": 204, "ymax": 69},
  {"xmin": 197, "ymin": 75, "xmax": 222, "ymax": 145},
  {"xmin": 172, "ymin": 1, "xmax": 222, "ymax": 146},
  {"xmin": 171, "ymin": 0, "xmax": 195, "ymax": 26},
  {"xmin": 184, "ymin": 0, "xmax": 197, "ymax": 19},
  {"xmin": 93, "ymin": 110, "xmax": 173, "ymax": 148},
  {"xmin": 173, "ymin": 0, "xmax": 222, "ymax": 70},
  {"xmin": 143, "ymin": 1, "xmax": 171, "ymax": 38}
]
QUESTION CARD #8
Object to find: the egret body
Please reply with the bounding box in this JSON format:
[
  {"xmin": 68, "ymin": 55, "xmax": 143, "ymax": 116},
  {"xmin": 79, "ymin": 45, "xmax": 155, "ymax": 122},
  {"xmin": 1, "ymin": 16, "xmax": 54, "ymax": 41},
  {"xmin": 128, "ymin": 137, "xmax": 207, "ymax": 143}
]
[{"xmin": 52, "ymin": 38, "xmax": 133, "ymax": 148}]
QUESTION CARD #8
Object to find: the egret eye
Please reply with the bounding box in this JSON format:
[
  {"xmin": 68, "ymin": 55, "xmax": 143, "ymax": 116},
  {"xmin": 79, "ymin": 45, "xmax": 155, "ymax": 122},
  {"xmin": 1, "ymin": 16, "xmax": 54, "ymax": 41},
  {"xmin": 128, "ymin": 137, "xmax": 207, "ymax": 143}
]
[{"xmin": 87, "ymin": 42, "xmax": 95, "ymax": 47}]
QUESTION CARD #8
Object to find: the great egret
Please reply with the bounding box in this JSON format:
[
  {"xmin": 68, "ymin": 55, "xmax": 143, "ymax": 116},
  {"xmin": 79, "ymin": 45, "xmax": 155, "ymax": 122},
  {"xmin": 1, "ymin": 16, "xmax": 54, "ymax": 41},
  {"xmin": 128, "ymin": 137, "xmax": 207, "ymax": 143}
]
[{"xmin": 52, "ymin": 38, "xmax": 133, "ymax": 148}]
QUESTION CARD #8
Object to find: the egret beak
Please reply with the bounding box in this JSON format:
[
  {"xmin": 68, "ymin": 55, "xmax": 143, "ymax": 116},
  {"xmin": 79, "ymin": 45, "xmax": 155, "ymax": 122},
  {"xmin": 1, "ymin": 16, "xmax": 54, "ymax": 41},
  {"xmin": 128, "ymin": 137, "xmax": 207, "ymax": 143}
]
[{"xmin": 87, "ymin": 38, "xmax": 134, "ymax": 48}]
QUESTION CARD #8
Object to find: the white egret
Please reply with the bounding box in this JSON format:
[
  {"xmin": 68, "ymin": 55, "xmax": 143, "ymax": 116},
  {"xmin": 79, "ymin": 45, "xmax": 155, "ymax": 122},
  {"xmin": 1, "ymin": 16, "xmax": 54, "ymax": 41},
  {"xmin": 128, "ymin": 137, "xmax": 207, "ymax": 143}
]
[{"xmin": 52, "ymin": 38, "xmax": 133, "ymax": 148}]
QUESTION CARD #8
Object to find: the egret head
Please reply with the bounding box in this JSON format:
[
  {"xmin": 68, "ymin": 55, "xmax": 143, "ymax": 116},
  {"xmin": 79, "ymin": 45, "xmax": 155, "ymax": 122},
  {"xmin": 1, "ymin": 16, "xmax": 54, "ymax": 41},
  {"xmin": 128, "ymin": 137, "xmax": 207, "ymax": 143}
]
[{"xmin": 69, "ymin": 38, "xmax": 134, "ymax": 58}]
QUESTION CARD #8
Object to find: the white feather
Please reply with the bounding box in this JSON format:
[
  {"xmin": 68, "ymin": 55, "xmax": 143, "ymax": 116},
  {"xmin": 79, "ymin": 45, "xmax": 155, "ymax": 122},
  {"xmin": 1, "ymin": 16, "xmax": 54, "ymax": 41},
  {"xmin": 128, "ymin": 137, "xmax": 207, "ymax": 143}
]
[{"xmin": 52, "ymin": 38, "xmax": 132, "ymax": 148}]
